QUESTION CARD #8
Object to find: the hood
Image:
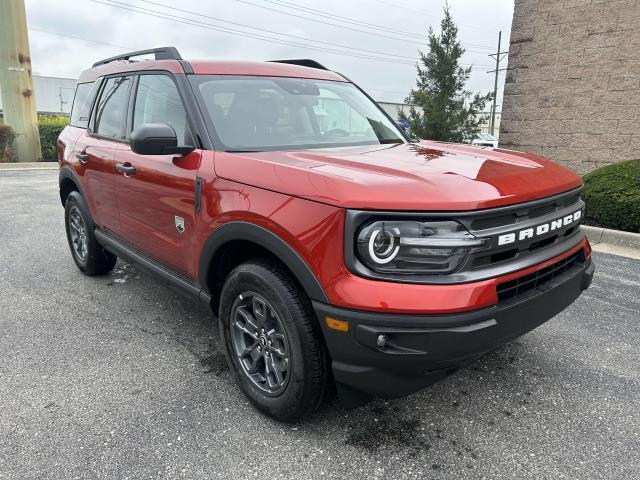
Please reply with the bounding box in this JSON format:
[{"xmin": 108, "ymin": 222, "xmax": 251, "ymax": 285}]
[{"xmin": 214, "ymin": 141, "xmax": 582, "ymax": 211}]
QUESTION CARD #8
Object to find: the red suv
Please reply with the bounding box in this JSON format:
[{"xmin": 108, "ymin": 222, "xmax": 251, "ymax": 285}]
[{"xmin": 58, "ymin": 47, "xmax": 594, "ymax": 421}]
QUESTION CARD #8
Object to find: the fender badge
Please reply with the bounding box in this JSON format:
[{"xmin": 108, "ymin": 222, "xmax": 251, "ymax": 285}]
[{"xmin": 175, "ymin": 216, "xmax": 185, "ymax": 233}]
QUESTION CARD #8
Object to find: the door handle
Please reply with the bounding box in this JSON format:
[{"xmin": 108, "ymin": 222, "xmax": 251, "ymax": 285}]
[
  {"xmin": 116, "ymin": 163, "xmax": 136, "ymax": 175},
  {"xmin": 76, "ymin": 152, "xmax": 89, "ymax": 163}
]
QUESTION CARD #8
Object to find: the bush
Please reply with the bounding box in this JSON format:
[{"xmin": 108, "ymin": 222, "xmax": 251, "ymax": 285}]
[
  {"xmin": 0, "ymin": 125, "xmax": 16, "ymax": 162},
  {"xmin": 38, "ymin": 115, "xmax": 69, "ymax": 162},
  {"xmin": 582, "ymin": 159, "xmax": 640, "ymax": 233}
]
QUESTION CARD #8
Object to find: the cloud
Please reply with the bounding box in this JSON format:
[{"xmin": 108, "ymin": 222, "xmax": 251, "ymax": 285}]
[{"xmin": 24, "ymin": 0, "xmax": 513, "ymax": 105}]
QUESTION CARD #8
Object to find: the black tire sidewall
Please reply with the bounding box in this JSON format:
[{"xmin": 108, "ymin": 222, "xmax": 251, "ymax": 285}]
[
  {"xmin": 220, "ymin": 262, "xmax": 321, "ymax": 422},
  {"xmin": 64, "ymin": 191, "xmax": 115, "ymax": 275}
]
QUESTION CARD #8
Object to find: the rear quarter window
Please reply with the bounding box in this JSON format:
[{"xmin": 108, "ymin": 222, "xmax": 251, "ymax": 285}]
[{"xmin": 70, "ymin": 81, "xmax": 99, "ymax": 129}]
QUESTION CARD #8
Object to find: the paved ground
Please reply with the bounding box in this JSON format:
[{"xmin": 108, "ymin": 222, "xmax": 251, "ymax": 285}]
[{"xmin": 1, "ymin": 170, "xmax": 639, "ymax": 480}]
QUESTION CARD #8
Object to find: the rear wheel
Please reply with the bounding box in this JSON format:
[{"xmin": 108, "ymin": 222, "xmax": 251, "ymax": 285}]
[
  {"xmin": 219, "ymin": 260, "xmax": 329, "ymax": 422},
  {"xmin": 64, "ymin": 191, "xmax": 117, "ymax": 276}
]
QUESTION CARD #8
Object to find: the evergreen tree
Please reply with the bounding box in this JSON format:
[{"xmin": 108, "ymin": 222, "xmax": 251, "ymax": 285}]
[{"xmin": 400, "ymin": 6, "xmax": 492, "ymax": 142}]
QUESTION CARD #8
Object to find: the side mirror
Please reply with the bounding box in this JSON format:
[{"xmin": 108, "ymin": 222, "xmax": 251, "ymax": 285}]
[{"xmin": 130, "ymin": 123, "xmax": 194, "ymax": 155}]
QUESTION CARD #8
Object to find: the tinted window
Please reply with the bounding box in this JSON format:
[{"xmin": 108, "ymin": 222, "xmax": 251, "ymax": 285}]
[
  {"xmin": 94, "ymin": 76, "xmax": 132, "ymax": 140},
  {"xmin": 133, "ymin": 75, "xmax": 188, "ymax": 143},
  {"xmin": 191, "ymin": 76, "xmax": 404, "ymax": 151},
  {"xmin": 70, "ymin": 82, "xmax": 98, "ymax": 128}
]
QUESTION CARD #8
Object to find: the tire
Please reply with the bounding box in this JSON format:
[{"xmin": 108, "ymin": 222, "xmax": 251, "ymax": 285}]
[
  {"xmin": 64, "ymin": 191, "xmax": 117, "ymax": 276},
  {"xmin": 219, "ymin": 259, "xmax": 330, "ymax": 422}
]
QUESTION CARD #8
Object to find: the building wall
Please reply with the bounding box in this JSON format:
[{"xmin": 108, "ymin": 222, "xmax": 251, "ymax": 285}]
[
  {"xmin": 500, "ymin": 0, "xmax": 640, "ymax": 175},
  {"xmin": 377, "ymin": 101, "xmax": 414, "ymax": 120},
  {"xmin": 0, "ymin": 75, "xmax": 76, "ymax": 114}
]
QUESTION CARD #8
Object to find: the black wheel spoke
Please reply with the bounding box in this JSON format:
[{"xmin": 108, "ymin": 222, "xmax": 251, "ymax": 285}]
[
  {"xmin": 252, "ymin": 296, "xmax": 268, "ymax": 326},
  {"xmin": 233, "ymin": 318, "xmax": 257, "ymax": 339},
  {"xmin": 236, "ymin": 306, "xmax": 260, "ymax": 333},
  {"xmin": 266, "ymin": 355, "xmax": 284, "ymax": 387}
]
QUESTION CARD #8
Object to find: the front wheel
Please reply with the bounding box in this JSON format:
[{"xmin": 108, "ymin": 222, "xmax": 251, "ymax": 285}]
[
  {"xmin": 64, "ymin": 191, "xmax": 117, "ymax": 276},
  {"xmin": 219, "ymin": 260, "xmax": 330, "ymax": 422}
]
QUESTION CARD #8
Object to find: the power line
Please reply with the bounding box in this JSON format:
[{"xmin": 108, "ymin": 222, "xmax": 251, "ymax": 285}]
[
  {"xmin": 28, "ymin": 27, "xmax": 134, "ymax": 50},
  {"xmin": 235, "ymin": 0, "xmax": 494, "ymax": 52},
  {"xmin": 91, "ymin": 0, "xmax": 493, "ymax": 69},
  {"xmin": 262, "ymin": 0, "xmax": 497, "ymax": 50},
  {"xmin": 88, "ymin": 0, "xmax": 419, "ymax": 65},
  {"xmin": 263, "ymin": 0, "xmax": 426, "ymax": 40},
  {"xmin": 135, "ymin": 0, "xmax": 418, "ymax": 61},
  {"xmin": 235, "ymin": 0, "xmax": 427, "ymax": 46},
  {"xmin": 369, "ymin": 0, "xmax": 499, "ymax": 33},
  {"xmin": 263, "ymin": 0, "xmax": 497, "ymax": 46},
  {"xmin": 487, "ymin": 31, "xmax": 509, "ymax": 135}
]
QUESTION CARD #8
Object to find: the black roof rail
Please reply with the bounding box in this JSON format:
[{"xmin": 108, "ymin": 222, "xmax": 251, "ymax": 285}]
[
  {"xmin": 92, "ymin": 46, "xmax": 182, "ymax": 68},
  {"xmin": 269, "ymin": 59, "xmax": 329, "ymax": 70}
]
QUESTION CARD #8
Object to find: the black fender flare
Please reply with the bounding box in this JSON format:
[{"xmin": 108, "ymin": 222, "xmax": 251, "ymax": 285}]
[
  {"xmin": 58, "ymin": 166, "xmax": 86, "ymax": 206},
  {"xmin": 198, "ymin": 221, "xmax": 329, "ymax": 303}
]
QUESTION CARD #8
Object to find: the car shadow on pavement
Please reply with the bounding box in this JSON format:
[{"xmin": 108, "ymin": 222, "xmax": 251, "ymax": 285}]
[{"xmin": 104, "ymin": 259, "xmax": 577, "ymax": 472}]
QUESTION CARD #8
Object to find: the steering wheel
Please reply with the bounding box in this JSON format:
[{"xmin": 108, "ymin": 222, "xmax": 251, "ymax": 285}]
[{"xmin": 323, "ymin": 128, "xmax": 350, "ymax": 137}]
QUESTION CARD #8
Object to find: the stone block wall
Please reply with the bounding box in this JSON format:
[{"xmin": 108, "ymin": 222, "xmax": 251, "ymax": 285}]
[{"xmin": 500, "ymin": 0, "xmax": 640, "ymax": 174}]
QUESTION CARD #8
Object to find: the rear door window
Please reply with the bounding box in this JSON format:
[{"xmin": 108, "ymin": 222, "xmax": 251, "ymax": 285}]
[
  {"xmin": 70, "ymin": 81, "xmax": 99, "ymax": 129},
  {"xmin": 93, "ymin": 76, "xmax": 132, "ymax": 140}
]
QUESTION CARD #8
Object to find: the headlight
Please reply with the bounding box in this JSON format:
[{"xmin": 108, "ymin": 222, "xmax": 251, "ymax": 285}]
[{"xmin": 356, "ymin": 220, "xmax": 489, "ymax": 274}]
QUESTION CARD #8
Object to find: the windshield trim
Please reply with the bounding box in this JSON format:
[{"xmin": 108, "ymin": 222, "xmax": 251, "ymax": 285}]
[
  {"xmin": 188, "ymin": 74, "xmax": 410, "ymax": 152},
  {"xmin": 225, "ymin": 138, "xmax": 404, "ymax": 153}
]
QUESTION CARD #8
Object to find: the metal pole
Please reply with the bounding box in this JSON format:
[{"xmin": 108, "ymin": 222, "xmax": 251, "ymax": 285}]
[
  {"xmin": 0, "ymin": 0, "xmax": 42, "ymax": 162},
  {"xmin": 490, "ymin": 31, "xmax": 501, "ymax": 136}
]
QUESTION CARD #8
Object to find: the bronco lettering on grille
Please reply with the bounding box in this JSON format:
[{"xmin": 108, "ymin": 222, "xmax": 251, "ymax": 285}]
[{"xmin": 497, "ymin": 210, "xmax": 582, "ymax": 246}]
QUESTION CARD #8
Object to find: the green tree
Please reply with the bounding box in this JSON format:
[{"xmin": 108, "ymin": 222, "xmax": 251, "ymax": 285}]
[{"xmin": 400, "ymin": 6, "xmax": 491, "ymax": 142}]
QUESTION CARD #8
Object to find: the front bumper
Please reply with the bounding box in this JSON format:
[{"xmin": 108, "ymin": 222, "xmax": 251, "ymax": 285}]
[{"xmin": 314, "ymin": 255, "xmax": 594, "ymax": 407}]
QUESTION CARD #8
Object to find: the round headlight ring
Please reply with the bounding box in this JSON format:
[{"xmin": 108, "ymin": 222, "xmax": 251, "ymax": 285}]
[{"xmin": 368, "ymin": 227, "xmax": 400, "ymax": 264}]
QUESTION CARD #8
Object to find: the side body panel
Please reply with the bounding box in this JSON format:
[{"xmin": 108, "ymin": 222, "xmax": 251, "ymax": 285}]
[
  {"xmin": 58, "ymin": 125, "xmax": 118, "ymax": 231},
  {"xmin": 113, "ymin": 143, "xmax": 201, "ymax": 277},
  {"xmin": 73, "ymin": 131, "xmax": 118, "ymax": 231}
]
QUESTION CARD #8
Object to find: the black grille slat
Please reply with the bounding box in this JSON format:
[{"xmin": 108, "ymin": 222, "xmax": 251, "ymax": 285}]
[
  {"xmin": 471, "ymin": 214, "xmax": 517, "ymax": 230},
  {"xmin": 496, "ymin": 251, "xmax": 583, "ymax": 302}
]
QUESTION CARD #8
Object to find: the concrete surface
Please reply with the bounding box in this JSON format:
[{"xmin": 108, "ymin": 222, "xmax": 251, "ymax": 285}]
[
  {"xmin": 583, "ymin": 225, "xmax": 640, "ymax": 260},
  {"xmin": 0, "ymin": 162, "xmax": 58, "ymax": 171},
  {"xmin": 1, "ymin": 170, "xmax": 639, "ymax": 480}
]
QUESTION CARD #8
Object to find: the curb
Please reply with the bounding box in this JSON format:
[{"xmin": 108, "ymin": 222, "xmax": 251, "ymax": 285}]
[
  {"xmin": 0, "ymin": 162, "xmax": 58, "ymax": 171},
  {"xmin": 582, "ymin": 225, "xmax": 640, "ymax": 253}
]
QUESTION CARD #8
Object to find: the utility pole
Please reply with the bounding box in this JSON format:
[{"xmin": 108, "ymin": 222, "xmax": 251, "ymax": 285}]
[
  {"xmin": 488, "ymin": 31, "xmax": 509, "ymax": 137},
  {"xmin": 0, "ymin": 0, "xmax": 41, "ymax": 162}
]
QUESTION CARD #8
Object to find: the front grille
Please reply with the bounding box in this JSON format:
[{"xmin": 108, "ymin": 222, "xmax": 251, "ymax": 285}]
[
  {"xmin": 467, "ymin": 190, "xmax": 585, "ymax": 270},
  {"xmin": 496, "ymin": 250, "xmax": 584, "ymax": 303}
]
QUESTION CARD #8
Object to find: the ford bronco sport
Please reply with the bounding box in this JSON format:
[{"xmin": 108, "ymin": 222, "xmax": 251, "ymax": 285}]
[{"xmin": 58, "ymin": 47, "xmax": 594, "ymax": 422}]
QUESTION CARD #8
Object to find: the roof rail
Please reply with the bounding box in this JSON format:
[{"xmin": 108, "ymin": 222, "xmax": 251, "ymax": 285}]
[
  {"xmin": 269, "ymin": 59, "xmax": 329, "ymax": 70},
  {"xmin": 92, "ymin": 46, "xmax": 182, "ymax": 68}
]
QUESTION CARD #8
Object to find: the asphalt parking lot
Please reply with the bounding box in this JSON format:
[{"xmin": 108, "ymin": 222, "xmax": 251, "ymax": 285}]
[{"xmin": 1, "ymin": 169, "xmax": 639, "ymax": 479}]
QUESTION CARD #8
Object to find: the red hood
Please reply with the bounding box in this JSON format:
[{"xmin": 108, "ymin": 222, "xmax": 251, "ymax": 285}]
[{"xmin": 214, "ymin": 141, "xmax": 582, "ymax": 211}]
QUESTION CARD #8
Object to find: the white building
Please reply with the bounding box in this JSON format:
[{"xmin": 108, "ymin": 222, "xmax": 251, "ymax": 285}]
[{"xmin": 0, "ymin": 74, "xmax": 77, "ymax": 115}]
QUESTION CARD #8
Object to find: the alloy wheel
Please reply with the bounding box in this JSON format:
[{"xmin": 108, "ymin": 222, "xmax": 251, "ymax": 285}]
[
  {"xmin": 230, "ymin": 291, "xmax": 290, "ymax": 395},
  {"xmin": 68, "ymin": 206, "xmax": 88, "ymax": 262}
]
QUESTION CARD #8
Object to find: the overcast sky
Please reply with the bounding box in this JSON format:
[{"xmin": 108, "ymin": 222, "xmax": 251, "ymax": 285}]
[{"xmin": 24, "ymin": 0, "xmax": 514, "ymax": 108}]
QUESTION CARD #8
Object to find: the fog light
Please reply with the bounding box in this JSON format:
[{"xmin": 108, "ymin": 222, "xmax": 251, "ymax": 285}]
[{"xmin": 376, "ymin": 334, "xmax": 387, "ymax": 348}]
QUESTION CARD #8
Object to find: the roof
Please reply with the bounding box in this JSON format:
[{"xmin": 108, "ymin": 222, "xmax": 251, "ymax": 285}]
[{"xmin": 77, "ymin": 59, "xmax": 347, "ymax": 83}]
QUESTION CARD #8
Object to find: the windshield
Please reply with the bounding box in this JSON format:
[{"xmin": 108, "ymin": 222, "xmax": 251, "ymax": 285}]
[{"xmin": 190, "ymin": 75, "xmax": 406, "ymax": 151}]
